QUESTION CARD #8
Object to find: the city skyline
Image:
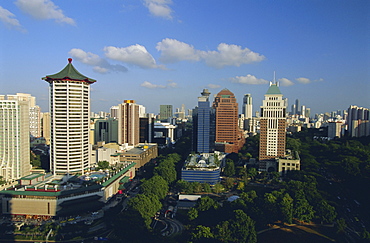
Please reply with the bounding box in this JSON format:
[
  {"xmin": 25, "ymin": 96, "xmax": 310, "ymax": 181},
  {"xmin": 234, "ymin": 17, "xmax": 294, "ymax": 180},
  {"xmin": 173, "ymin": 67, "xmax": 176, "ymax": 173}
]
[{"xmin": 1, "ymin": 1, "xmax": 369, "ymax": 115}]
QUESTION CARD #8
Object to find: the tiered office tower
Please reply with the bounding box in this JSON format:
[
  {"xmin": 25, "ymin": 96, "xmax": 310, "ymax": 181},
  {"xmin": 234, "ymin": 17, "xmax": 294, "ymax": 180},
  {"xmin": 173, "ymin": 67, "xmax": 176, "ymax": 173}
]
[
  {"xmin": 259, "ymin": 82, "xmax": 287, "ymax": 161},
  {"xmin": 0, "ymin": 94, "xmax": 32, "ymax": 181},
  {"xmin": 43, "ymin": 58, "xmax": 96, "ymax": 175},
  {"xmin": 118, "ymin": 100, "xmax": 140, "ymax": 146},
  {"xmin": 213, "ymin": 89, "xmax": 244, "ymax": 153}
]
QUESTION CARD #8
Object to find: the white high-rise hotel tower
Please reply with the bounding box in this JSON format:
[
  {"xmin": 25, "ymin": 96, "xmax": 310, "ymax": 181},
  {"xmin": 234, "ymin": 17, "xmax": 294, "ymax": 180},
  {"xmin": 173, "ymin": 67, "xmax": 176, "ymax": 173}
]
[{"xmin": 43, "ymin": 58, "xmax": 96, "ymax": 175}]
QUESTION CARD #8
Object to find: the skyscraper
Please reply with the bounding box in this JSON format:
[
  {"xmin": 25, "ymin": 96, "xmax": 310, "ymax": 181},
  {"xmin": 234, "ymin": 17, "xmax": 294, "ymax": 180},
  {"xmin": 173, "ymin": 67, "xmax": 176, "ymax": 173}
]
[
  {"xmin": 259, "ymin": 82, "xmax": 286, "ymax": 161},
  {"xmin": 295, "ymin": 99, "xmax": 300, "ymax": 115},
  {"xmin": 118, "ymin": 100, "xmax": 140, "ymax": 146},
  {"xmin": 196, "ymin": 89, "xmax": 213, "ymax": 153},
  {"xmin": 0, "ymin": 94, "xmax": 31, "ymax": 181},
  {"xmin": 43, "ymin": 58, "xmax": 96, "ymax": 175},
  {"xmin": 159, "ymin": 105, "xmax": 173, "ymax": 121},
  {"xmin": 242, "ymin": 94, "xmax": 253, "ymax": 119},
  {"xmin": 213, "ymin": 89, "xmax": 244, "ymax": 153},
  {"xmin": 42, "ymin": 112, "xmax": 51, "ymax": 145}
]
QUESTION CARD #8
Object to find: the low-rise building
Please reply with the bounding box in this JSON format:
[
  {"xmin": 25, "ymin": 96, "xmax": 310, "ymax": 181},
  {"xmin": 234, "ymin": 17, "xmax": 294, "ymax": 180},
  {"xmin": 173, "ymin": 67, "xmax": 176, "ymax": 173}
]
[
  {"xmin": 181, "ymin": 152, "xmax": 225, "ymax": 185},
  {"xmin": 0, "ymin": 162, "xmax": 135, "ymax": 218},
  {"xmin": 118, "ymin": 143, "xmax": 158, "ymax": 169}
]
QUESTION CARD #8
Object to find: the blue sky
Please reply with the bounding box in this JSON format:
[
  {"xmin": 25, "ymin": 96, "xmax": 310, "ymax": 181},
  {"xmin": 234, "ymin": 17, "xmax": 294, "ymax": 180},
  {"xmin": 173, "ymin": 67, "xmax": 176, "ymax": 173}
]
[{"xmin": 1, "ymin": 0, "xmax": 369, "ymax": 115}]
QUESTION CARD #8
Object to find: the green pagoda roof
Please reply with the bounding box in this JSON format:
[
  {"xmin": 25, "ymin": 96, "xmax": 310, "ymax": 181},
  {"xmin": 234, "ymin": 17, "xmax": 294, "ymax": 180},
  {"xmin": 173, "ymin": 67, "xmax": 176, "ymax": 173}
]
[
  {"xmin": 266, "ymin": 83, "xmax": 282, "ymax": 95},
  {"xmin": 42, "ymin": 58, "xmax": 96, "ymax": 84}
]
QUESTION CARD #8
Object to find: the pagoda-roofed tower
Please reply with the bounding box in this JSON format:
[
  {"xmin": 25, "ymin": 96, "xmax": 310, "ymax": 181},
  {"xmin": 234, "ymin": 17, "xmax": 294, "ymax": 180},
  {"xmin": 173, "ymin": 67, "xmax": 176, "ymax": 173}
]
[{"xmin": 42, "ymin": 58, "xmax": 96, "ymax": 175}]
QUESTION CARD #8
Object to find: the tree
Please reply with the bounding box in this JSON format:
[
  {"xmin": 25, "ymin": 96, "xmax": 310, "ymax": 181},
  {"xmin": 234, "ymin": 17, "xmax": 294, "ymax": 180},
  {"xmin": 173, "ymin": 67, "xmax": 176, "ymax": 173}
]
[
  {"xmin": 225, "ymin": 177, "xmax": 235, "ymax": 190},
  {"xmin": 215, "ymin": 221, "xmax": 232, "ymax": 242},
  {"xmin": 195, "ymin": 196, "xmax": 219, "ymax": 211},
  {"xmin": 315, "ymin": 200, "xmax": 337, "ymax": 224},
  {"xmin": 154, "ymin": 163, "xmax": 176, "ymax": 184},
  {"xmin": 293, "ymin": 190, "xmax": 315, "ymax": 222},
  {"xmin": 97, "ymin": 160, "xmax": 109, "ymax": 170},
  {"xmin": 229, "ymin": 210, "xmax": 257, "ymax": 243},
  {"xmin": 236, "ymin": 181, "xmax": 245, "ymax": 191},
  {"xmin": 240, "ymin": 190, "xmax": 257, "ymax": 203},
  {"xmin": 202, "ymin": 183, "xmax": 211, "ymax": 193},
  {"xmin": 247, "ymin": 167, "xmax": 258, "ymax": 181},
  {"xmin": 191, "ymin": 225, "xmax": 213, "ymax": 241},
  {"xmin": 187, "ymin": 208, "xmax": 198, "ymax": 221},
  {"xmin": 141, "ymin": 175, "xmax": 168, "ymax": 199},
  {"xmin": 279, "ymin": 193, "xmax": 294, "ymax": 224},
  {"xmin": 192, "ymin": 182, "xmax": 203, "ymax": 193},
  {"xmin": 213, "ymin": 182, "xmax": 224, "ymax": 194},
  {"xmin": 286, "ymin": 137, "xmax": 301, "ymax": 152},
  {"xmin": 224, "ymin": 159, "xmax": 235, "ymax": 177},
  {"xmin": 336, "ymin": 218, "xmax": 347, "ymax": 234},
  {"xmin": 175, "ymin": 179, "xmax": 190, "ymax": 193},
  {"xmin": 128, "ymin": 193, "xmax": 162, "ymax": 228}
]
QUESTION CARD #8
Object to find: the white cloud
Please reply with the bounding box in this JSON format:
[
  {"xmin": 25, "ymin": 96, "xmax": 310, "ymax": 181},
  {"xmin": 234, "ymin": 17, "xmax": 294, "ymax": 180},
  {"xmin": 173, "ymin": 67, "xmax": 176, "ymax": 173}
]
[
  {"xmin": 140, "ymin": 80, "xmax": 177, "ymax": 89},
  {"xmin": 279, "ymin": 78, "xmax": 294, "ymax": 86},
  {"xmin": 15, "ymin": 0, "xmax": 75, "ymax": 25},
  {"xmin": 143, "ymin": 0, "xmax": 173, "ymax": 19},
  {"xmin": 0, "ymin": 6, "xmax": 24, "ymax": 30},
  {"xmin": 166, "ymin": 80, "xmax": 178, "ymax": 88},
  {"xmin": 296, "ymin": 77, "xmax": 311, "ymax": 84},
  {"xmin": 201, "ymin": 43, "xmax": 265, "ymax": 68},
  {"xmin": 140, "ymin": 81, "xmax": 165, "ymax": 89},
  {"xmin": 69, "ymin": 48, "xmax": 127, "ymax": 73},
  {"xmin": 156, "ymin": 38, "xmax": 200, "ymax": 63},
  {"xmin": 156, "ymin": 38, "xmax": 265, "ymax": 68},
  {"xmin": 207, "ymin": 84, "xmax": 221, "ymax": 89},
  {"xmin": 104, "ymin": 45, "xmax": 165, "ymax": 69},
  {"xmin": 230, "ymin": 74, "xmax": 268, "ymax": 85}
]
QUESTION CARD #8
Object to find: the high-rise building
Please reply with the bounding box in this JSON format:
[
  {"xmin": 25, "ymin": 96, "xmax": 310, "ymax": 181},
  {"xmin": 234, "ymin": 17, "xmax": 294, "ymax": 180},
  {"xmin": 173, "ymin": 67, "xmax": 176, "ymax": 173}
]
[
  {"xmin": 42, "ymin": 58, "xmax": 96, "ymax": 175},
  {"xmin": 0, "ymin": 94, "xmax": 32, "ymax": 181},
  {"xmin": 159, "ymin": 105, "xmax": 173, "ymax": 121},
  {"xmin": 295, "ymin": 99, "xmax": 300, "ymax": 115},
  {"xmin": 259, "ymin": 82, "xmax": 286, "ymax": 161},
  {"xmin": 118, "ymin": 100, "xmax": 140, "ymax": 146},
  {"xmin": 242, "ymin": 94, "xmax": 253, "ymax": 119},
  {"xmin": 347, "ymin": 105, "xmax": 370, "ymax": 137},
  {"xmin": 42, "ymin": 112, "xmax": 51, "ymax": 145},
  {"xmin": 328, "ymin": 122, "xmax": 343, "ymax": 139},
  {"xmin": 94, "ymin": 118, "xmax": 118, "ymax": 144},
  {"xmin": 140, "ymin": 113, "xmax": 155, "ymax": 143},
  {"xmin": 213, "ymin": 89, "xmax": 244, "ymax": 153},
  {"xmin": 195, "ymin": 89, "xmax": 214, "ymax": 153},
  {"xmin": 110, "ymin": 106, "xmax": 119, "ymax": 119}
]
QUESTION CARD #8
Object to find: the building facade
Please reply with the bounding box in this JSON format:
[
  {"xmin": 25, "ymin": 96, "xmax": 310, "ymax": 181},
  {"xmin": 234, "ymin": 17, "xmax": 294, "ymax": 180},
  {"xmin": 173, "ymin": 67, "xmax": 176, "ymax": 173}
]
[
  {"xmin": 196, "ymin": 89, "xmax": 214, "ymax": 153},
  {"xmin": 118, "ymin": 100, "xmax": 140, "ymax": 146},
  {"xmin": 213, "ymin": 89, "xmax": 244, "ymax": 153},
  {"xmin": 42, "ymin": 58, "xmax": 96, "ymax": 175},
  {"xmin": 181, "ymin": 152, "xmax": 225, "ymax": 185},
  {"xmin": 0, "ymin": 94, "xmax": 32, "ymax": 181},
  {"xmin": 94, "ymin": 118, "xmax": 118, "ymax": 144},
  {"xmin": 259, "ymin": 82, "xmax": 287, "ymax": 161},
  {"xmin": 41, "ymin": 112, "xmax": 51, "ymax": 145},
  {"xmin": 160, "ymin": 105, "xmax": 173, "ymax": 121}
]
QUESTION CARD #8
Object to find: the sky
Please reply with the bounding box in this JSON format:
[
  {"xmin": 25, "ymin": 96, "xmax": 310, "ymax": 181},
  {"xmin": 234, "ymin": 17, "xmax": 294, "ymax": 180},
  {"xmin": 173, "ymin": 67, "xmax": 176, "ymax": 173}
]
[{"xmin": 0, "ymin": 0, "xmax": 369, "ymax": 115}]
